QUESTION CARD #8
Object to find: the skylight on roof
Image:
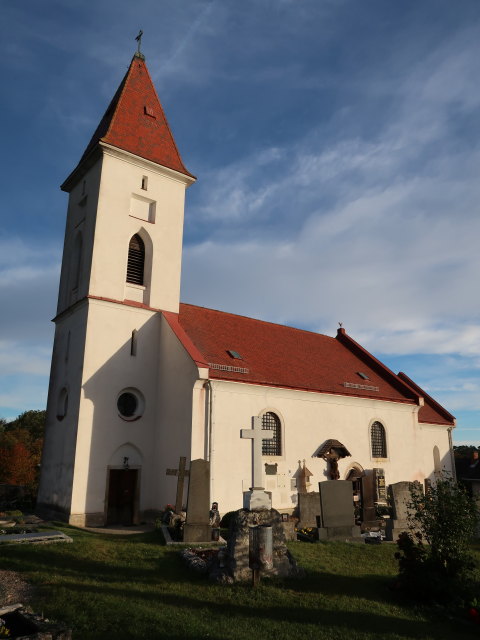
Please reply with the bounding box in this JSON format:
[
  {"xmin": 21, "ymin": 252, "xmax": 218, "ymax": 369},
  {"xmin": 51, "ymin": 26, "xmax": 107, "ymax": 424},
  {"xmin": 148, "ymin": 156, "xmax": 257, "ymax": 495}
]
[
  {"xmin": 227, "ymin": 350, "xmax": 242, "ymax": 360},
  {"xmin": 144, "ymin": 105, "xmax": 156, "ymax": 118},
  {"xmin": 357, "ymin": 372, "xmax": 370, "ymax": 380}
]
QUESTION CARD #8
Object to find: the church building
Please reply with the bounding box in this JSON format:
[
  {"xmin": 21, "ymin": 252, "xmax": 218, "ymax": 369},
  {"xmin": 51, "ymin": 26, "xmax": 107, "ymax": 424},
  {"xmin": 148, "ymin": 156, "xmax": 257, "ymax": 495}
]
[{"xmin": 37, "ymin": 52, "xmax": 456, "ymax": 527}]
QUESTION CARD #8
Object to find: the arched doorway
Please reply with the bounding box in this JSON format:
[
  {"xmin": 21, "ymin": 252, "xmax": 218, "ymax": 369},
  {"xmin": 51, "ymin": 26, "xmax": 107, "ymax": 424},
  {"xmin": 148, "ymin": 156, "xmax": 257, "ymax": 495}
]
[{"xmin": 106, "ymin": 443, "xmax": 143, "ymax": 525}]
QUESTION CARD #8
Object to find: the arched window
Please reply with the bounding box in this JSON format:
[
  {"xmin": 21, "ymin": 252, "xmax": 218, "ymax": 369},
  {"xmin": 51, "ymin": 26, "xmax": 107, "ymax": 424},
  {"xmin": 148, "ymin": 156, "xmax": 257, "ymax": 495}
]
[
  {"xmin": 126, "ymin": 234, "xmax": 145, "ymax": 285},
  {"xmin": 371, "ymin": 421, "xmax": 387, "ymax": 458},
  {"xmin": 262, "ymin": 411, "xmax": 282, "ymax": 456}
]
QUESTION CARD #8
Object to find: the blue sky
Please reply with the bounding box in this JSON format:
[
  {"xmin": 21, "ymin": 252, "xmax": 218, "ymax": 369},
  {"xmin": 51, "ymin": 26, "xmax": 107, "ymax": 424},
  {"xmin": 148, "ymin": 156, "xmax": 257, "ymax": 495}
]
[{"xmin": 1, "ymin": 0, "xmax": 479, "ymax": 444}]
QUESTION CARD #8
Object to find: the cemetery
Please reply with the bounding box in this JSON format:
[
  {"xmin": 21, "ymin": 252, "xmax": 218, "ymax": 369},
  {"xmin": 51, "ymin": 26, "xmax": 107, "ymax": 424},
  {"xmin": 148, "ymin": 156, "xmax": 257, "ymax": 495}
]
[{"xmin": 2, "ymin": 425, "xmax": 480, "ymax": 639}]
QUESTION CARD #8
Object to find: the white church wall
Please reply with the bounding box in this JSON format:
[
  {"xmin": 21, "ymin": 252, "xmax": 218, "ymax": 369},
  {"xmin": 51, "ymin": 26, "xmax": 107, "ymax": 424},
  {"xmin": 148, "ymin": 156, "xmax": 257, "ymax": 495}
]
[
  {"xmin": 207, "ymin": 380, "xmax": 448, "ymax": 514},
  {"xmin": 37, "ymin": 303, "xmax": 89, "ymax": 517},
  {"xmin": 69, "ymin": 299, "xmax": 161, "ymax": 525},
  {"xmin": 57, "ymin": 159, "xmax": 102, "ymax": 315},
  {"xmin": 417, "ymin": 423, "xmax": 455, "ymax": 481},
  {"xmin": 155, "ymin": 315, "xmax": 203, "ymax": 511},
  {"xmin": 88, "ymin": 147, "xmax": 190, "ymax": 313}
]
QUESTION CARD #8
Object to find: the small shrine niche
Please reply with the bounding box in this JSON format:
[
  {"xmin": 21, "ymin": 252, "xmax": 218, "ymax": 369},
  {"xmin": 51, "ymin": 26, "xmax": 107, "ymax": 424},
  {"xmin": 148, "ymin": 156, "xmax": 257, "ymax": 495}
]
[
  {"xmin": 315, "ymin": 439, "xmax": 351, "ymax": 480},
  {"xmin": 296, "ymin": 459, "xmax": 313, "ymax": 493}
]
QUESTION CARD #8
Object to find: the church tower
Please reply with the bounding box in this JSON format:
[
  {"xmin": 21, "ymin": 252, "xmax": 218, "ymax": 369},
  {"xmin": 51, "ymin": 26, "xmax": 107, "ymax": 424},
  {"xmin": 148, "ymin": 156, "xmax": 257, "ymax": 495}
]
[{"xmin": 37, "ymin": 52, "xmax": 195, "ymax": 526}]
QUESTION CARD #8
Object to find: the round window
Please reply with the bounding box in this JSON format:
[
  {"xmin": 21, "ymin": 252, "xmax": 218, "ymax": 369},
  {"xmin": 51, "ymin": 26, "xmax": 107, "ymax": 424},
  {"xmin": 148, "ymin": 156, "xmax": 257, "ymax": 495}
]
[{"xmin": 117, "ymin": 389, "xmax": 144, "ymax": 421}]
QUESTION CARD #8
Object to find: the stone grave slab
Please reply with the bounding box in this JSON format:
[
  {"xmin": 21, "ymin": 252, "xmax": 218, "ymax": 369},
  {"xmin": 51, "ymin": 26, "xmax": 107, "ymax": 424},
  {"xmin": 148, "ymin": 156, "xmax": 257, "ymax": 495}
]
[
  {"xmin": 385, "ymin": 481, "xmax": 413, "ymax": 541},
  {"xmin": 318, "ymin": 480, "xmax": 361, "ymax": 541},
  {"xmin": 297, "ymin": 492, "xmax": 320, "ymax": 529},
  {"xmin": 183, "ymin": 459, "xmax": 211, "ymax": 543},
  {"xmin": 0, "ymin": 530, "xmax": 73, "ymax": 545}
]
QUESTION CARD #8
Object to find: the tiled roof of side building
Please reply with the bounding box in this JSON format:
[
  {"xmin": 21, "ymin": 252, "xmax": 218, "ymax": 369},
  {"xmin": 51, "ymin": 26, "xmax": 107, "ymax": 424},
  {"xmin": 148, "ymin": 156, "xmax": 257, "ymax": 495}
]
[
  {"xmin": 177, "ymin": 303, "xmax": 427, "ymax": 406},
  {"xmin": 397, "ymin": 372, "xmax": 455, "ymax": 426},
  {"xmin": 63, "ymin": 54, "xmax": 194, "ymax": 187}
]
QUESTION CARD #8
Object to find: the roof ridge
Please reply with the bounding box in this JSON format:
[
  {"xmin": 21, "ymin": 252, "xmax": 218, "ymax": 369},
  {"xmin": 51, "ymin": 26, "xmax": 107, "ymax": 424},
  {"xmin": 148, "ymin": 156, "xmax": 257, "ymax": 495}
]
[
  {"xmin": 179, "ymin": 302, "xmax": 332, "ymax": 340},
  {"xmin": 335, "ymin": 328, "xmax": 420, "ymax": 403},
  {"xmin": 397, "ymin": 371, "xmax": 456, "ymax": 424}
]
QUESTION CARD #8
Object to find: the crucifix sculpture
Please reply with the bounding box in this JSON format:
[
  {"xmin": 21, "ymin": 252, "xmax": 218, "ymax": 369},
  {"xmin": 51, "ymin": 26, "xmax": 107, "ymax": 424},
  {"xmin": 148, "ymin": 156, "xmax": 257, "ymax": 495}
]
[
  {"xmin": 241, "ymin": 416, "xmax": 273, "ymax": 510},
  {"xmin": 165, "ymin": 456, "xmax": 190, "ymax": 513}
]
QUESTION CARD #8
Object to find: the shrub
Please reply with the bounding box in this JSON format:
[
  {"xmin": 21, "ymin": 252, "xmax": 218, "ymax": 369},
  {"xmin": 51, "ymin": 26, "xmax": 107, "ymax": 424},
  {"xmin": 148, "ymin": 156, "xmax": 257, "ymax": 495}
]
[{"xmin": 395, "ymin": 476, "xmax": 478, "ymax": 606}]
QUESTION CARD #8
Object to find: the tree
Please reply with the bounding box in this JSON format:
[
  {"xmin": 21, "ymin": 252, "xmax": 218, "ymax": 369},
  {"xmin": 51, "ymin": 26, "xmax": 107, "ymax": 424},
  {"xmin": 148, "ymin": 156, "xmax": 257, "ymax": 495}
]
[
  {"xmin": 395, "ymin": 476, "xmax": 478, "ymax": 606},
  {"xmin": 0, "ymin": 410, "xmax": 46, "ymax": 502}
]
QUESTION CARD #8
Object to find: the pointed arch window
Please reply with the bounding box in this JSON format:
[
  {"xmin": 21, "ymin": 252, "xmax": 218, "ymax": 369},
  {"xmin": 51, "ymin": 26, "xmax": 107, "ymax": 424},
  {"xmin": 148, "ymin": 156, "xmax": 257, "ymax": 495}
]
[
  {"xmin": 371, "ymin": 421, "xmax": 387, "ymax": 458},
  {"xmin": 127, "ymin": 234, "xmax": 145, "ymax": 285},
  {"xmin": 262, "ymin": 411, "xmax": 282, "ymax": 456}
]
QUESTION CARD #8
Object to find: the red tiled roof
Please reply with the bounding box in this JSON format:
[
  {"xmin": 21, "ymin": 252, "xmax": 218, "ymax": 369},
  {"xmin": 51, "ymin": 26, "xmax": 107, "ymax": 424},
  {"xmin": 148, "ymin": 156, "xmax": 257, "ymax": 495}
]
[
  {"xmin": 66, "ymin": 54, "xmax": 194, "ymax": 182},
  {"xmin": 397, "ymin": 372, "xmax": 455, "ymax": 426},
  {"xmin": 176, "ymin": 304, "xmax": 426, "ymax": 406}
]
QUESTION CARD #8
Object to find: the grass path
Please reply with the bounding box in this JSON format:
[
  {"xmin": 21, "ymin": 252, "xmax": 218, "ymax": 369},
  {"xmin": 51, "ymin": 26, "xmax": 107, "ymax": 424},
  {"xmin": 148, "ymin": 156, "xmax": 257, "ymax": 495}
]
[{"xmin": 0, "ymin": 525, "xmax": 478, "ymax": 639}]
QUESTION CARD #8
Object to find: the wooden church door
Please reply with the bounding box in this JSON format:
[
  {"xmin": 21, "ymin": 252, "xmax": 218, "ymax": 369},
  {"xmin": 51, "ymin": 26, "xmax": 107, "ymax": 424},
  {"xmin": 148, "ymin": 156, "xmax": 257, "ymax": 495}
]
[{"xmin": 107, "ymin": 469, "xmax": 138, "ymax": 525}]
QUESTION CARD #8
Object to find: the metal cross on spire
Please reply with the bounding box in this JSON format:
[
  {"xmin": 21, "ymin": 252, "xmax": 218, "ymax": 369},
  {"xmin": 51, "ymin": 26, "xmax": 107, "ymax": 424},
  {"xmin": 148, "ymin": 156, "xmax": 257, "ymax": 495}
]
[{"xmin": 135, "ymin": 30, "xmax": 144, "ymax": 56}]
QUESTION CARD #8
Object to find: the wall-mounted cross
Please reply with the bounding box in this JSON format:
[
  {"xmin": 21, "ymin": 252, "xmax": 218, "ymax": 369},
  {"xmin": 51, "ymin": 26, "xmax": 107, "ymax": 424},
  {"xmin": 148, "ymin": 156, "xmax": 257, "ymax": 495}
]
[
  {"xmin": 166, "ymin": 456, "xmax": 190, "ymax": 513},
  {"xmin": 241, "ymin": 416, "xmax": 273, "ymax": 490}
]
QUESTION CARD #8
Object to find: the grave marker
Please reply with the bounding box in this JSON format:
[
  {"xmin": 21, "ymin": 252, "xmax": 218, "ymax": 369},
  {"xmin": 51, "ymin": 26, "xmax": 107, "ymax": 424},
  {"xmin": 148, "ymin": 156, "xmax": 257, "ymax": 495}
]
[
  {"xmin": 241, "ymin": 416, "xmax": 273, "ymax": 509},
  {"xmin": 183, "ymin": 459, "xmax": 211, "ymax": 543},
  {"xmin": 166, "ymin": 456, "xmax": 190, "ymax": 513}
]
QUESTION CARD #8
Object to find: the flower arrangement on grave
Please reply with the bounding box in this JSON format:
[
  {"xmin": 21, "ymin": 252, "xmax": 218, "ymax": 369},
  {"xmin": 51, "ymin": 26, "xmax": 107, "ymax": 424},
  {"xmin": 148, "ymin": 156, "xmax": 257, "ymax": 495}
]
[
  {"xmin": 0, "ymin": 618, "xmax": 10, "ymax": 638},
  {"xmin": 295, "ymin": 526, "xmax": 318, "ymax": 542}
]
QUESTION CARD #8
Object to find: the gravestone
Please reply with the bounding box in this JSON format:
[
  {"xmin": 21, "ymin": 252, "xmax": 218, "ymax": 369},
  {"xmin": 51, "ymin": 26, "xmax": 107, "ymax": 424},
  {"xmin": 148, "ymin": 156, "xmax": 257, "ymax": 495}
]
[
  {"xmin": 183, "ymin": 459, "xmax": 211, "ymax": 543},
  {"xmin": 210, "ymin": 508, "xmax": 302, "ymax": 582},
  {"xmin": 297, "ymin": 491, "xmax": 320, "ymax": 529},
  {"xmin": 165, "ymin": 456, "xmax": 190, "ymax": 513},
  {"xmin": 241, "ymin": 416, "xmax": 273, "ymax": 510},
  {"xmin": 361, "ymin": 473, "xmax": 377, "ymax": 528},
  {"xmin": 318, "ymin": 480, "xmax": 361, "ymax": 541},
  {"xmin": 385, "ymin": 481, "xmax": 412, "ymax": 541}
]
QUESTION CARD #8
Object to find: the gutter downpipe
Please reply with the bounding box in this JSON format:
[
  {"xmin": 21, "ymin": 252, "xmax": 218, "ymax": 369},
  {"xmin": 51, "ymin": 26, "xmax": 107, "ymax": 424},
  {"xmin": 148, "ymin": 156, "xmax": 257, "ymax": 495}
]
[{"xmin": 204, "ymin": 380, "xmax": 215, "ymax": 498}]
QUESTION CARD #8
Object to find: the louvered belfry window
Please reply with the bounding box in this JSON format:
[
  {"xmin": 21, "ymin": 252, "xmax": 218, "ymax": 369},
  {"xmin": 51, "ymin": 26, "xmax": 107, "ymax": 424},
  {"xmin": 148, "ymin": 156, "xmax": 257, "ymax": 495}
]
[
  {"xmin": 126, "ymin": 234, "xmax": 145, "ymax": 285},
  {"xmin": 262, "ymin": 412, "xmax": 282, "ymax": 456},
  {"xmin": 371, "ymin": 421, "xmax": 387, "ymax": 458}
]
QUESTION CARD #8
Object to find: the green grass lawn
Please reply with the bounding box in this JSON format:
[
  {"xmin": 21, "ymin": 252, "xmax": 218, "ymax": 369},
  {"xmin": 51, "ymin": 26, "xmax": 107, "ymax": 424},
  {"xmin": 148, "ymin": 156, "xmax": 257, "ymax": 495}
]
[{"xmin": 1, "ymin": 525, "xmax": 478, "ymax": 640}]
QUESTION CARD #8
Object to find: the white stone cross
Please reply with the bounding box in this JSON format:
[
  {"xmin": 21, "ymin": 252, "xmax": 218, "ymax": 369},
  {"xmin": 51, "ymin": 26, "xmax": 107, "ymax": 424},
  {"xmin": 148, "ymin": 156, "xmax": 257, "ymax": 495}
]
[{"xmin": 241, "ymin": 416, "xmax": 273, "ymax": 490}]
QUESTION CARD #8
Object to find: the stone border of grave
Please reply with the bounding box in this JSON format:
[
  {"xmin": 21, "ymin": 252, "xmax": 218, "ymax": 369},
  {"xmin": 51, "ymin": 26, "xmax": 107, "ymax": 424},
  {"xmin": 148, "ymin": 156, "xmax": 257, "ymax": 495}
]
[
  {"xmin": 0, "ymin": 530, "xmax": 73, "ymax": 545},
  {"xmin": 0, "ymin": 603, "xmax": 72, "ymax": 639},
  {"xmin": 160, "ymin": 523, "xmax": 225, "ymax": 546}
]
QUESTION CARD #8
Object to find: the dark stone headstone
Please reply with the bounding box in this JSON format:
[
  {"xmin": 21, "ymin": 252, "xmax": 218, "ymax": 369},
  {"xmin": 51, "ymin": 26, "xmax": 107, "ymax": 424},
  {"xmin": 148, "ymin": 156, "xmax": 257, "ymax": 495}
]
[
  {"xmin": 183, "ymin": 459, "xmax": 211, "ymax": 543},
  {"xmin": 318, "ymin": 480, "xmax": 361, "ymax": 541},
  {"xmin": 297, "ymin": 491, "xmax": 320, "ymax": 529},
  {"xmin": 361, "ymin": 473, "xmax": 377, "ymax": 526}
]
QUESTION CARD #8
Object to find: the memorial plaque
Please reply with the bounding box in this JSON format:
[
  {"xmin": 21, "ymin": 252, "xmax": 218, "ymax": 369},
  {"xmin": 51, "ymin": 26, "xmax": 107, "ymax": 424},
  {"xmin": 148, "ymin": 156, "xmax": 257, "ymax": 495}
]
[
  {"xmin": 374, "ymin": 468, "xmax": 387, "ymax": 502},
  {"xmin": 265, "ymin": 463, "xmax": 278, "ymax": 475}
]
